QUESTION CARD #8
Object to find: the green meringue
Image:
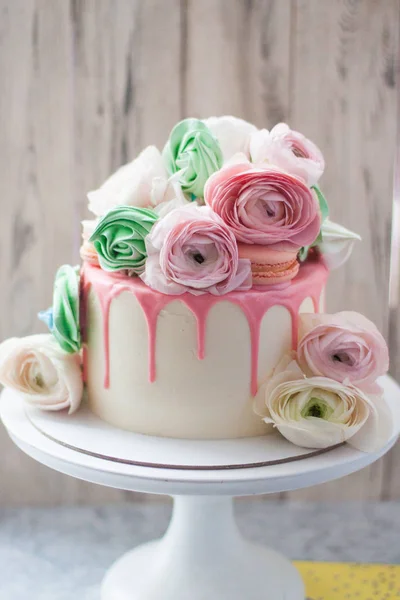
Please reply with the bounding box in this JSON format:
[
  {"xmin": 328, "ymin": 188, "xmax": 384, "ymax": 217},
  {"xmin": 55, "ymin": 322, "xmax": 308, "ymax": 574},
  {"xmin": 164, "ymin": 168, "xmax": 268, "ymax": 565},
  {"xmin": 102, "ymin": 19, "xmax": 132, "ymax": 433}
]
[
  {"xmin": 163, "ymin": 118, "xmax": 223, "ymax": 198},
  {"xmin": 52, "ymin": 265, "xmax": 81, "ymax": 354},
  {"xmin": 90, "ymin": 205, "xmax": 158, "ymax": 274}
]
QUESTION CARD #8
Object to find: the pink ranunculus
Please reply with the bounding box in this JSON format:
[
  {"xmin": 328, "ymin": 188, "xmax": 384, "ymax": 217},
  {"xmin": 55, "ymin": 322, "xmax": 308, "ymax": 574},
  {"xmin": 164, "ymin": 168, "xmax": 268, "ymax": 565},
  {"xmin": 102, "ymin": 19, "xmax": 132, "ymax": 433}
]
[
  {"xmin": 141, "ymin": 204, "xmax": 252, "ymax": 295},
  {"xmin": 250, "ymin": 123, "xmax": 325, "ymax": 185},
  {"xmin": 204, "ymin": 162, "xmax": 321, "ymax": 247},
  {"xmin": 297, "ymin": 312, "xmax": 389, "ymax": 393}
]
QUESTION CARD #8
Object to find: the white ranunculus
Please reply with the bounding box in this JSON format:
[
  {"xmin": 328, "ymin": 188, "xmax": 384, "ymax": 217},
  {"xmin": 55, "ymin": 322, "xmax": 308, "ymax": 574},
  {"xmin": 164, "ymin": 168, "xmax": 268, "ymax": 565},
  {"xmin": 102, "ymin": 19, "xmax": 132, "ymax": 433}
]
[
  {"xmin": 88, "ymin": 146, "xmax": 180, "ymax": 217},
  {"xmin": 249, "ymin": 124, "xmax": 325, "ymax": 185},
  {"xmin": 203, "ymin": 116, "xmax": 258, "ymax": 162},
  {"xmin": 318, "ymin": 218, "xmax": 361, "ymax": 269},
  {"xmin": 224, "ymin": 152, "xmax": 252, "ymax": 166},
  {"xmin": 0, "ymin": 334, "xmax": 83, "ymax": 413},
  {"xmin": 254, "ymin": 355, "xmax": 392, "ymax": 451},
  {"xmin": 153, "ymin": 195, "xmax": 191, "ymax": 219},
  {"xmin": 249, "ymin": 128, "xmax": 271, "ymax": 164}
]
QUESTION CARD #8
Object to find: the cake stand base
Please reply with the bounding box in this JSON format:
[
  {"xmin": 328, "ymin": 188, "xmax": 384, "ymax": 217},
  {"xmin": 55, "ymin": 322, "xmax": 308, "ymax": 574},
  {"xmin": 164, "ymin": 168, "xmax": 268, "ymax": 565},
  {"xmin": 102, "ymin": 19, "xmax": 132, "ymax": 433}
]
[
  {"xmin": 2, "ymin": 379, "xmax": 400, "ymax": 600},
  {"xmin": 102, "ymin": 496, "xmax": 303, "ymax": 600}
]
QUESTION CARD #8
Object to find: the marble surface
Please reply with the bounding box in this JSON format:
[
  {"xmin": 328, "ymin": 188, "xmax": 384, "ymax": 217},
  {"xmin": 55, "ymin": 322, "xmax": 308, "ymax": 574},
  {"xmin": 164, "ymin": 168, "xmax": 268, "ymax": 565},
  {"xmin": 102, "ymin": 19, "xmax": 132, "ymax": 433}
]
[{"xmin": 0, "ymin": 500, "xmax": 399, "ymax": 600}]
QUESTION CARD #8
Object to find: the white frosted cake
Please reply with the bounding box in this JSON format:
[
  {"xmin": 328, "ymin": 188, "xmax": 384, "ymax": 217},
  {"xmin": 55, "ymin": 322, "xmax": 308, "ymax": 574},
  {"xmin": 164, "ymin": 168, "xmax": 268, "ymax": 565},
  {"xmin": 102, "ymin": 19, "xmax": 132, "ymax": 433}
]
[
  {"xmin": 0, "ymin": 116, "xmax": 392, "ymax": 453},
  {"xmin": 82, "ymin": 258, "xmax": 326, "ymax": 439}
]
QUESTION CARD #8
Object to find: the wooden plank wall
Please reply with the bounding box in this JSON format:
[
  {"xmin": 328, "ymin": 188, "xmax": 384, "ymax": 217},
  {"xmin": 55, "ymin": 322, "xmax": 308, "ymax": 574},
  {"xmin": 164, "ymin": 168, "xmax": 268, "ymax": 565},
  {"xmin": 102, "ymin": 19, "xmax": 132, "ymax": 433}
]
[{"xmin": 0, "ymin": 0, "xmax": 398, "ymax": 506}]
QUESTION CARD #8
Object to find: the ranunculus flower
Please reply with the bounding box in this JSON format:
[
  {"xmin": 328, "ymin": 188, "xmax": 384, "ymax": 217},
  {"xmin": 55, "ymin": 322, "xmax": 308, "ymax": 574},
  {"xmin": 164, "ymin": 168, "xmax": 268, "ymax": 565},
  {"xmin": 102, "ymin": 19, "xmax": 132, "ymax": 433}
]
[
  {"xmin": 90, "ymin": 206, "xmax": 158, "ymax": 275},
  {"xmin": 163, "ymin": 118, "xmax": 223, "ymax": 198},
  {"xmin": 254, "ymin": 356, "xmax": 392, "ymax": 451},
  {"xmin": 88, "ymin": 146, "xmax": 180, "ymax": 217},
  {"xmin": 297, "ymin": 312, "xmax": 389, "ymax": 394},
  {"xmin": 204, "ymin": 162, "xmax": 320, "ymax": 247},
  {"xmin": 141, "ymin": 203, "xmax": 252, "ymax": 295},
  {"xmin": 39, "ymin": 265, "xmax": 81, "ymax": 354},
  {"xmin": 250, "ymin": 123, "xmax": 325, "ymax": 185},
  {"xmin": 203, "ymin": 116, "xmax": 257, "ymax": 161},
  {"xmin": 153, "ymin": 196, "xmax": 191, "ymax": 219},
  {"xmin": 0, "ymin": 334, "xmax": 82, "ymax": 413}
]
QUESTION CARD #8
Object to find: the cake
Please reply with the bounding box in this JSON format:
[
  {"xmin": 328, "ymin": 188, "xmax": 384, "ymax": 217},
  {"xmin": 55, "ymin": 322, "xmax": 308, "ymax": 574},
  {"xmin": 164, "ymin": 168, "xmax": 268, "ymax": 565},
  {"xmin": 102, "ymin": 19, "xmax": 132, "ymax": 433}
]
[{"xmin": 0, "ymin": 116, "xmax": 392, "ymax": 452}]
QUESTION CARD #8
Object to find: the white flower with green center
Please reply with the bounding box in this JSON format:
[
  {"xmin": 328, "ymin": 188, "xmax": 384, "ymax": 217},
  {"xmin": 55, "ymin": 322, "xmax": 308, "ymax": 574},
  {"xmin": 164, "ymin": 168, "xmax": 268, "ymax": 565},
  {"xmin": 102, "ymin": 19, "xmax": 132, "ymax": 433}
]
[
  {"xmin": 254, "ymin": 354, "xmax": 393, "ymax": 451},
  {"xmin": 300, "ymin": 396, "xmax": 335, "ymax": 420},
  {"xmin": 0, "ymin": 334, "xmax": 82, "ymax": 413}
]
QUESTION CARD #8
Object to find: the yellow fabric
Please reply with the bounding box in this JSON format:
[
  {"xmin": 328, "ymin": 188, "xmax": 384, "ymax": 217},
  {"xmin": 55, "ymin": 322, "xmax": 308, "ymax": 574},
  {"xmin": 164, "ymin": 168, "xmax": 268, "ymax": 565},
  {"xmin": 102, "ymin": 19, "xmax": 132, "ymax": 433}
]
[{"xmin": 294, "ymin": 561, "xmax": 400, "ymax": 599}]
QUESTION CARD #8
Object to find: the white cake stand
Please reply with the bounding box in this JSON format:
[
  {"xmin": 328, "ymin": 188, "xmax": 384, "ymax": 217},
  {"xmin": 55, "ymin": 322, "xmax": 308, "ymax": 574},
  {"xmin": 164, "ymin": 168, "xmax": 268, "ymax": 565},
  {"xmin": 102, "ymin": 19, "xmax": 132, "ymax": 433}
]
[{"xmin": 1, "ymin": 376, "xmax": 400, "ymax": 600}]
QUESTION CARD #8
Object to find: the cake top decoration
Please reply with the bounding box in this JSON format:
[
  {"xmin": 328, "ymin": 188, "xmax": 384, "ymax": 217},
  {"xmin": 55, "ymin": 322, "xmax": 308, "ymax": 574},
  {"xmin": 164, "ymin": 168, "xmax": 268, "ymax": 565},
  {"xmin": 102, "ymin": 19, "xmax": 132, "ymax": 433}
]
[
  {"xmin": 249, "ymin": 122, "xmax": 325, "ymax": 185},
  {"xmin": 203, "ymin": 162, "xmax": 321, "ymax": 248},
  {"xmin": 84, "ymin": 115, "xmax": 360, "ymax": 293},
  {"xmin": 90, "ymin": 206, "xmax": 159, "ymax": 275},
  {"xmin": 141, "ymin": 203, "xmax": 252, "ymax": 296},
  {"xmin": 162, "ymin": 118, "xmax": 223, "ymax": 198}
]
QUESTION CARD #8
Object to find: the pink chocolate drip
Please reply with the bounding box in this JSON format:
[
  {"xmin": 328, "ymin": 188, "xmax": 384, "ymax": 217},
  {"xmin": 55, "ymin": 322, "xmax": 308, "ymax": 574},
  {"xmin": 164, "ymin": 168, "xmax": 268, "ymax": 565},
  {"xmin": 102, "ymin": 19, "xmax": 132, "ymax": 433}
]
[
  {"xmin": 82, "ymin": 346, "xmax": 88, "ymax": 383},
  {"xmin": 79, "ymin": 271, "xmax": 91, "ymax": 384},
  {"xmin": 81, "ymin": 258, "xmax": 328, "ymax": 395}
]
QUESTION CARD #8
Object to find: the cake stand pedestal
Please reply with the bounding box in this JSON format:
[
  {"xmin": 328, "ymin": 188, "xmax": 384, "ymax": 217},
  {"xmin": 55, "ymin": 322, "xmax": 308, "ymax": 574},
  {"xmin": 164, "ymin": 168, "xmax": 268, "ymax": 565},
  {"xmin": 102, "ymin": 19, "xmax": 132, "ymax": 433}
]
[
  {"xmin": 103, "ymin": 495, "xmax": 304, "ymax": 600},
  {"xmin": 1, "ymin": 376, "xmax": 400, "ymax": 600}
]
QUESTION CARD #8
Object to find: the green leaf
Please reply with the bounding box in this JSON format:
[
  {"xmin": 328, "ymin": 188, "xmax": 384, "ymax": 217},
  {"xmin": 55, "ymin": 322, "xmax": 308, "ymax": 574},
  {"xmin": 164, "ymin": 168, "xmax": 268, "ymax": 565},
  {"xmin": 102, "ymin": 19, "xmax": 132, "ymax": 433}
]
[
  {"xmin": 298, "ymin": 246, "xmax": 309, "ymax": 262},
  {"xmin": 311, "ymin": 184, "xmax": 329, "ymax": 223},
  {"xmin": 299, "ymin": 185, "xmax": 329, "ymax": 262}
]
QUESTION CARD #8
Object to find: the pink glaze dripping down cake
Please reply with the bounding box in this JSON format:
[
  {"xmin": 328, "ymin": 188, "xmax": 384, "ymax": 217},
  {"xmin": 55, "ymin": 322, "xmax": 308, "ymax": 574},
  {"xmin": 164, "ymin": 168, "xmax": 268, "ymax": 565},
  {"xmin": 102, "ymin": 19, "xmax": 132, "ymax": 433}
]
[{"xmin": 81, "ymin": 257, "xmax": 327, "ymax": 438}]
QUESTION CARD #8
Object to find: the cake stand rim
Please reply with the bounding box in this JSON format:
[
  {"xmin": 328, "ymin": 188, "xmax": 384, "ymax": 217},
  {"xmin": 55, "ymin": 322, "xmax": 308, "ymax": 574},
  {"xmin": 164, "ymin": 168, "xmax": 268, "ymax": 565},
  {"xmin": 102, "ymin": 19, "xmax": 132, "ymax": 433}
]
[{"xmin": 1, "ymin": 375, "xmax": 399, "ymax": 497}]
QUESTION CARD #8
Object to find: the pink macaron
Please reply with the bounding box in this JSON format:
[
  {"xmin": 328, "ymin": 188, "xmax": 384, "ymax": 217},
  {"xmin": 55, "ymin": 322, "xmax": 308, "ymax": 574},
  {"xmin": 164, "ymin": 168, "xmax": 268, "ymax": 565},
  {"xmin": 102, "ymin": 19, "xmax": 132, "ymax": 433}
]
[{"xmin": 238, "ymin": 243, "xmax": 299, "ymax": 286}]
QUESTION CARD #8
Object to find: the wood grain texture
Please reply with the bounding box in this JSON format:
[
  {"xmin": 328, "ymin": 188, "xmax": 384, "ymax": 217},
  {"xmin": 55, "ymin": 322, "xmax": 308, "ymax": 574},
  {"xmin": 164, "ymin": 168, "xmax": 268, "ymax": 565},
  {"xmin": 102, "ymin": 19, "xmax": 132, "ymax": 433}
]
[
  {"xmin": 0, "ymin": 0, "xmax": 128, "ymax": 505},
  {"xmin": 72, "ymin": 0, "xmax": 182, "ymax": 223},
  {"xmin": 71, "ymin": 0, "xmax": 182, "ymax": 502},
  {"xmin": 0, "ymin": 0, "xmax": 182, "ymax": 505},
  {"xmin": 0, "ymin": 0, "xmax": 399, "ymax": 505},
  {"xmin": 285, "ymin": 0, "xmax": 399, "ymax": 501},
  {"xmin": 381, "ymin": 26, "xmax": 400, "ymax": 500},
  {"xmin": 184, "ymin": 0, "xmax": 291, "ymax": 126}
]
